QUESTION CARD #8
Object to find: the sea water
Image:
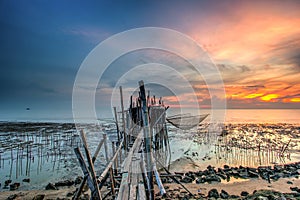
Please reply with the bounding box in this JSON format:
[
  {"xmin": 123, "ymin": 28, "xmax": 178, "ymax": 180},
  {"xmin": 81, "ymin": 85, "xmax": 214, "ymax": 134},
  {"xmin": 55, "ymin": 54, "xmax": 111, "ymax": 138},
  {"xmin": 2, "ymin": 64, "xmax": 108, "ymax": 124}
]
[{"xmin": 0, "ymin": 109, "xmax": 299, "ymax": 190}]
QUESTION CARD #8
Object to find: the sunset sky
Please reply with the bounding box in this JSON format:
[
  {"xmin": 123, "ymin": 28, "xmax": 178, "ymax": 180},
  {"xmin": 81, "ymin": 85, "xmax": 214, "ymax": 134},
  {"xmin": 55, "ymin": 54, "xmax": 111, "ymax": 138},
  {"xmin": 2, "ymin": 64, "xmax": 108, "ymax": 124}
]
[{"xmin": 0, "ymin": 0, "xmax": 299, "ymax": 119}]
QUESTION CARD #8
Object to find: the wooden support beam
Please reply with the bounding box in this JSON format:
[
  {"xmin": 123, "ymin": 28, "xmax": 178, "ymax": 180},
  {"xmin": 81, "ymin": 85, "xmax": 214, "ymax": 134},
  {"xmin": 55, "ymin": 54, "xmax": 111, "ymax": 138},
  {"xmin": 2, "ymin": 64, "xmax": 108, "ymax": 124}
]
[
  {"xmin": 74, "ymin": 138, "xmax": 105, "ymax": 199},
  {"xmin": 139, "ymin": 80, "xmax": 154, "ymax": 200},
  {"xmin": 74, "ymin": 147, "xmax": 101, "ymax": 200},
  {"xmin": 114, "ymin": 107, "xmax": 120, "ymax": 144},
  {"xmin": 120, "ymin": 86, "xmax": 127, "ymax": 150},
  {"xmin": 97, "ymin": 139, "xmax": 124, "ymax": 183},
  {"xmin": 80, "ymin": 130, "xmax": 102, "ymax": 200}
]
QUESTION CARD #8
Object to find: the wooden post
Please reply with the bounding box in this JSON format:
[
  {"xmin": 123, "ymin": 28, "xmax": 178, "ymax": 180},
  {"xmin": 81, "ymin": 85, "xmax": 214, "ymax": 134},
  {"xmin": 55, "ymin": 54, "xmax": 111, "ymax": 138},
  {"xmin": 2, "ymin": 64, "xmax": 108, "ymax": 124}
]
[
  {"xmin": 103, "ymin": 133, "xmax": 116, "ymax": 198},
  {"xmin": 74, "ymin": 147, "xmax": 101, "ymax": 200},
  {"xmin": 112, "ymin": 141, "xmax": 118, "ymax": 175},
  {"xmin": 80, "ymin": 130, "xmax": 102, "ymax": 200},
  {"xmin": 120, "ymin": 86, "xmax": 127, "ymax": 150},
  {"xmin": 114, "ymin": 107, "xmax": 120, "ymax": 144},
  {"xmin": 139, "ymin": 80, "xmax": 154, "ymax": 200},
  {"xmin": 74, "ymin": 138, "xmax": 105, "ymax": 200},
  {"xmin": 103, "ymin": 134, "xmax": 109, "ymax": 163}
]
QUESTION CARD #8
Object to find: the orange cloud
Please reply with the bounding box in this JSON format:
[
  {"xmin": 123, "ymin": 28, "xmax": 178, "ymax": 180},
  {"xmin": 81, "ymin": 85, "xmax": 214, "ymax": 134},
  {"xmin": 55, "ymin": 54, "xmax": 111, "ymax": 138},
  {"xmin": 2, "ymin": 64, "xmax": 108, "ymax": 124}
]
[
  {"xmin": 244, "ymin": 93, "xmax": 264, "ymax": 99},
  {"xmin": 261, "ymin": 94, "xmax": 279, "ymax": 101},
  {"xmin": 290, "ymin": 98, "xmax": 300, "ymax": 103}
]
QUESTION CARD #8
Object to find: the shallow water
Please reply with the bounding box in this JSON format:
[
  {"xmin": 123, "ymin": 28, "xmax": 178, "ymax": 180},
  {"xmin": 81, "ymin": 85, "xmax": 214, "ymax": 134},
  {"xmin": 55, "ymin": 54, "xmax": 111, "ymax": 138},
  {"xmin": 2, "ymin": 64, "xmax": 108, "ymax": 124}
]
[{"xmin": 0, "ymin": 120, "xmax": 299, "ymax": 191}]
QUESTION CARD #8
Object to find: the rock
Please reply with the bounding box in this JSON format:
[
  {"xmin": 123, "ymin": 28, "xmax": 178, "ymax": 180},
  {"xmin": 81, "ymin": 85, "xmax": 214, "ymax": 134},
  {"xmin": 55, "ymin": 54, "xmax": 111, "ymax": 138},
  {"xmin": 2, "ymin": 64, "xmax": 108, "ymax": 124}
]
[
  {"xmin": 218, "ymin": 168, "xmax": 225, "ymax": 174},
  {"xmin": 204, "ymin": 174, "xmax": 221, "ymax": 183},
  {"xmin": 180, "ymin": 176, "xmax": 193, "ymax": 183},
  {"xmin": 255, "ymin": 196, "xmax": 269, "ymax": 200},
  {"xmin": 67, "ymin": 192, "xmax": 74, "ymax": 197},
  {"xmin": 241, "ymin": 191, "xmax": 249, "ymax": 196},
  {"xmin": 274, "ymin": 165, "xmax": 284, "ymax": 172},
  {"xmin": 287, "ymin": 181, "xmax": 293, "ymax": 184},
  {"xmin": 55, "ymin": 180, "xmax": 74, "ymax": 187},
  {"xmin": 196, "ymin": 177, "xmax": 205, "ymax": 184},
  {"xmin": 220, "ymin": 190, "xmax": 229, "ymax": 199},
  {"xmin": 45, "ymin": 183, "xmax": 58, "ymax": 190},
  {"xmin": 229, "ymin": 194, "xmax": 240, "ymax": 198},
  {"xmin": 22, "ymin": 178, "xmax": 30, "ymax": 183},
  {"xmin": 249, "ymin": 171, "xmax": 259, "ymax": 178},
  {"xmin": 224, "ymin": 165, "xmax": 230, "ymax": 169},
  {"xmin": 9, "ymin": 182, "xmax": 20, "ymax": 191},
  {"xmin": 290, "ymin": 186, "xmax": 300, "ymax": 192},
  {"xmin": 79, "ymin": 193, "xmax": 90, "ymax": 200},
  {"xmin": 6, "ymin": 194, "xmax": 18, "ymax": 200},
  {"xmin": 231, "ymin": 169, "xmax": 240, "ymax": 177},
  {"xmin": 216, "ymin": 172, "xmax": 227, "ymax": 180},
  {"xmin": 208, "ymin": 188, "xmax": 219, "ymax": 198},
  {"xmin": 74, "ymin": 176, "xmax": 83, "ymax": 185},
  {"xmin": 33, "ymin": 194, "xmax": 45, "ymax": 200},
  {"xmin": 4, "ymin": 179, "xmax": 12, "ymax": 186}
]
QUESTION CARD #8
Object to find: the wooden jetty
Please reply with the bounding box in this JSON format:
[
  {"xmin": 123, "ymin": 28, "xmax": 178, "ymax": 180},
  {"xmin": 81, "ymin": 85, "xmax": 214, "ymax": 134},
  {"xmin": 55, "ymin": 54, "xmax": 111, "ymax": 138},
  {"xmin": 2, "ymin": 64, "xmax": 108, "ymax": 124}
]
[{"xmin": 73, "ymin": 80, "xmax": 172, "ymax": 200}]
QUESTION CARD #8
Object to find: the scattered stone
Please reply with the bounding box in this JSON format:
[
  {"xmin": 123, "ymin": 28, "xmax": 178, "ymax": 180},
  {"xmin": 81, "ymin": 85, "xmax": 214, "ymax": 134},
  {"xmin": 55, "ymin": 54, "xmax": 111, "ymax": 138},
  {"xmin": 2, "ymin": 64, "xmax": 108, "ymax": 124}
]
[
  {"xmin": 6, "ymin": 194, "xmax": 18, "ymax": 200},
  {"xmin": 220, "ymin": 190, "xmax": 229, "ymax": 199},
  {"xmin": 79, "ymin": 193, "xmax": 89, "ymax": 200},
  {"xmin": 67, "ymin": 192, "xmax": 74, "ymax": 197},
  {"xmin": 4, "ymin": 179, "xmax": 12, "ymax": 186},
  {"xmin": 45, "ymin": 183, "xmax": 58, "ymax": 190},
  {"xmin": 32, "ymin": 194, "xmax": 45, "ymax": 200},
  {"xmin": 74, "ymin": 176, "xmax": 83, "ymax": 185},
  {"xmin": 55, "ymin": 179, "xmax": 74, "ymax": 187},
  {"xmin": 204, "ymin": 174, "xmax": 221, "ymax": 183},
  {"xmin": 256, "ymin": 196, "xmax": 269, "ymax": 200},
  {"xmin": 180, "ymin": 176, "xmax": 193, "ymax": 183},
  {"xmin": 248, "ymin": 170, "xmax": 259, "ymax": 178},
  {"xmin": 9, "ymin": 182, "xmax": 20, "ymax": 191},
  {"xmin": 224, "ymin": 165, "xmax": 230, "ymax": 169},
  {"xmin": 208, "ymin": 188, "xmax": 219, "ymax": 198},
  {"xmin": 241, "ymin": 191, "xmax": 249, "ymax": 196},
  {"xmin": 287, "ymin": 181, "xmax": 293, "ymax": 185},
  {"xmin": 22, "ymin": 178, "xmax": 30, "ymax": 183}
]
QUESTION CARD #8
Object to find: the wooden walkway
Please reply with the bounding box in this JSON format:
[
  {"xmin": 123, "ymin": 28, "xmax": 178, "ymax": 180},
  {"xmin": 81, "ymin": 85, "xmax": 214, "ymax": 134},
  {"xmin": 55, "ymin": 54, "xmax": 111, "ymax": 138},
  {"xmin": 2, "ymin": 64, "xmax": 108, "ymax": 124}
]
[
  {"xmin": 117, "ymin": 131, "xmax": 146, "ymax": 200},
  {"xmin": 73, "ymin": 80, "xmax": 170, "ymax": 200}
]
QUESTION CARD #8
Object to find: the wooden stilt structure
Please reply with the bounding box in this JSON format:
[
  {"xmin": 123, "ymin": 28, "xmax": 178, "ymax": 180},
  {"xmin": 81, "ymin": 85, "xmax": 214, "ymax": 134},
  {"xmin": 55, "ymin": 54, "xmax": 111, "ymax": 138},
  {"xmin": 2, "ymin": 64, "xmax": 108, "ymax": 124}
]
[{"xmin": 73, "ymin": 80, "xmax": 170, "ymax": 200}]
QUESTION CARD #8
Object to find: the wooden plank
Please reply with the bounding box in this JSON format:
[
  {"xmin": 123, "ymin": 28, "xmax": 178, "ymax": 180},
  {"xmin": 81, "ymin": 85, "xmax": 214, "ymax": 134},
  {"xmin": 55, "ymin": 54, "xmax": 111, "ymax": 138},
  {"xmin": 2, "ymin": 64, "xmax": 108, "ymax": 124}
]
[
  {"xmin": 113, "ymin": 106, "xmax": 120, "ymax": 143},
  {"xmin": 98, "ymin": 139, "xmax": 124, "ymax": 183},
  {"xmin": 138, "ymin": 183, "xmax": 146, "ymax": 200},
  {"xmin": 121, "ymin": 131, "xmax": 143, "ymax": 173},
  {"xmin": 120, "ymin": 86, "xmax": 127, "ymax": 150},
  {"xmin": 129, "ymin": 156, "xmax": 139, "ymax": 200},
  {"xmin": 117, "ymin": 172, "xmax": 129, "ymax": 200}
]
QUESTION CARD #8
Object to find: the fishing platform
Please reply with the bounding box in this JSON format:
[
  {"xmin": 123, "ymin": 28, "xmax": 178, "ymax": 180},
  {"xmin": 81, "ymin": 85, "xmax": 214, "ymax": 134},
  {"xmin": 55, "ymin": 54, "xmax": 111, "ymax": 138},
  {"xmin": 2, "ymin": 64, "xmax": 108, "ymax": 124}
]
[
  {"xmin": 73, "ymin": 81, "xmax": 207, "ymax": 200},
  {"xmin": 73, "ymin": 80, "xmax": 207, "ymax": 200}
]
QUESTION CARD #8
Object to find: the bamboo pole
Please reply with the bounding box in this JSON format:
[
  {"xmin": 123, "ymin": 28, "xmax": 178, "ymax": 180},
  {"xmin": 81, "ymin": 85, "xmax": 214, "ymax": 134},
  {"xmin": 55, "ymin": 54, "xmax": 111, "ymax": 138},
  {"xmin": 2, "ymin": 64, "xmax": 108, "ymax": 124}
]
[
  {"xmin": 80, "ymin": 130, "xmax": 102, "ymax": 200},
  {"xmin": 73, "ymin": 138, "xmax": 105, "ymax": 200},
  {"xmin": 120, "ymin": 86, "xmax": 127, "ymax": 150},
  {"xmin": 114, "ymin": 107, "xmax": 120, "ymax": 144},
  {"xmin": 74, "ymin": 147, "xmax": 101, "ymax": 200},
  {"xmin": 97, "ymin": 139, "xmax": 124, "ymax": 183},
  {"xmin": 139, "ymin": 80, "xmax": 154, "ymax": 200}
]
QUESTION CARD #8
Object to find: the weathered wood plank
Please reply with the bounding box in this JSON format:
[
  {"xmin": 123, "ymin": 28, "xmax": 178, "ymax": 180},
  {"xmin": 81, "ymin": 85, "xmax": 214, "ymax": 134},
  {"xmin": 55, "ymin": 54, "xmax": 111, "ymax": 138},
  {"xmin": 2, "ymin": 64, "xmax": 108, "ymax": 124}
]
[
  {"xmin": 98, "ymin": 139, "xmax": 124, "ymax": 183},
  {"xmin": 138, "ymin": 183, "xmax": 146, "ymax": 200}
]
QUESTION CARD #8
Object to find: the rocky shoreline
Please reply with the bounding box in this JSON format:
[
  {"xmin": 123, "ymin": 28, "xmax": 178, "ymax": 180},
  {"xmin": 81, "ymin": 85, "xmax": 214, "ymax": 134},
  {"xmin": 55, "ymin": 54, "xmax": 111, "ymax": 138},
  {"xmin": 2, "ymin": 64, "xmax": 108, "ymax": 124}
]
[
  {"xmin": 164, "ymin": 162, "xmax": 300, "ymax": 184},
  {"xmin": 156, "ymin": 161, "xmax": 300, "ymax": 199},
  {"xmin": 1, "ymin": 161, "xmax": 300, "ymax": 199}
]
